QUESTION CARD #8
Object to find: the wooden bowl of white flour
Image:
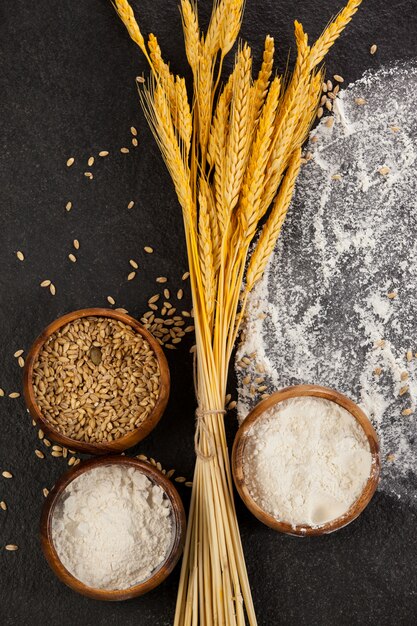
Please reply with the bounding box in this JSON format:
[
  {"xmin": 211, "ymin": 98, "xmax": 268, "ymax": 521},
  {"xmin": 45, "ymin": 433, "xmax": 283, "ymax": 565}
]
[
  {"xmin": 40, "ymin": 455, "xmax": 186, "ymax": 599},
  {"xmin": 232, "ymin": 384, "xmax": 380, "ymax": 536}
]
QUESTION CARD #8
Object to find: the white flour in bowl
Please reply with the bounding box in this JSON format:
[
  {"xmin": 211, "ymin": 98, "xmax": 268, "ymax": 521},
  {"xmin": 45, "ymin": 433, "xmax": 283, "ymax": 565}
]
[
  {"xmin": 237, "ymin": 60, "xmax": 417, "ymax": 503},
  {"xmin": 51, "ymin": 464, "xmax": 173, "ymax": 590},
  {"xmin": 243, "ymin": 397, "xmax": 373, "ymax": 528}
]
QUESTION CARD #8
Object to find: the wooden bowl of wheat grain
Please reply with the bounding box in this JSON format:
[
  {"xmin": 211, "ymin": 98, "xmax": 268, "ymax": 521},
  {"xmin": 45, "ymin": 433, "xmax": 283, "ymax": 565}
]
[{"xmin": 23, "ymin": 308, "xmax": 170, "ymax": 455}]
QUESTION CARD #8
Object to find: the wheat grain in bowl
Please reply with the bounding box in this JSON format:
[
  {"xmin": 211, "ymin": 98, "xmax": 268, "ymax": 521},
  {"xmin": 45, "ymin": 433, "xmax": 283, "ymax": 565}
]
[{"xmin": 31, "ymin": 316, "xmax": 160, "ymax": 444}]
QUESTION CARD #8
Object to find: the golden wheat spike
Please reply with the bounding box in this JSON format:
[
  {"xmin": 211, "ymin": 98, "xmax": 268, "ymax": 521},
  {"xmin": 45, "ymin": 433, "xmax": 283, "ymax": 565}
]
[
  {"xmin": 309, "ymin": 0, "xmax": 363, "ymax": 68},
  {"xmin": 245, "ymin": 148, "xmax": 301, "ymax": 292},
  {"xmin": 148, "ymin": 34, "xmax": 176, "ymax": 105},
  {"xmin": 141, "ymin": 82, "xmax": 195, "ymax": 225},
  {"xmin": 224, "ymin": 44, "xmax": 253, "ymax": 214},
  {"xmin": 219, "ymin": 0, "xmax": 245, "ymax": 55},
  {"xmin": 293, "ymin": 69, "xmax": 324, "ymax": 148},
  {"xmin": 196, "ymin": 49, "xmax": 214, "ymax": 158},
  {"xmin": 238, "ymin": 76, "xmax": 281, "ymax": 243},
  {"xmin": 147, "ymin": 35, "xmax": 192, "ymax": 155},
  {"xmin": 259, "ymin": 21, "xmax": 310, "ymax": 215},
  {"xmin": 113, "ymin": 0, "xmax": 149, "ymax": 59},
  {"xmin": 207, "ymin": 75, "xmax": 234, "ymax": 234},
  {"xmin": 198, "ymin": 186, "xmax": 216, "ymax": 322},
  {"xmin": 204, "ymin": 0, "xmax": 224, "ymax": 55},
  {"xmin": 251, "ymin": 36, "xmax": 275, "ymax": 125},
  {"xmin": 175, "ymin": 76, "xmax": 193, "ymax": 154},
  {"xmin": 180, "ymin": 0, "xmax": 200, "ymax": 72},
  {"xmin": 199, "ymin": 176, "xmax": 221, "ymax": 271}
]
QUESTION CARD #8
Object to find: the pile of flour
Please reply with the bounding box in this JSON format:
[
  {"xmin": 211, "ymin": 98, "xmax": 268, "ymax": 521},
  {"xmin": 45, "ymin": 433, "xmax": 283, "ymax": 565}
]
[
  {"xmin": 237, "ymin": 61, "xmax": 417, "ymax": 503},
  {"xmin": 243, "ymin": 396, "xmax": 373, "ymax": 528},
  {"xmin": 52, "ymin": 465, "xmax": 173, "ymax": 590}
]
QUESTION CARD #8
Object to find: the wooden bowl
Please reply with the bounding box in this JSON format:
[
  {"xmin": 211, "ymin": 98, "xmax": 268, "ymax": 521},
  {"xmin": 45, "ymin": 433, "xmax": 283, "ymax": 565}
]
[
  {"xmin": 23, "ymin": 308, "xmax": 170, "ymax": 455},
  {"xmin": 232, "ymin": 384, "xmax": 381, "ymax": 536},
  {"xmin": 40, "ymin": 455, "xmax": 186, "ymax": 600}
]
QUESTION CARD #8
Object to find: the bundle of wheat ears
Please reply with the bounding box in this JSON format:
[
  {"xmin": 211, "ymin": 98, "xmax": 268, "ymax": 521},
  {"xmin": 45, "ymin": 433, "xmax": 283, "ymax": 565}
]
[{"xmin": 114, "ymin": 0, "xmax": 362, "ymax": 623}]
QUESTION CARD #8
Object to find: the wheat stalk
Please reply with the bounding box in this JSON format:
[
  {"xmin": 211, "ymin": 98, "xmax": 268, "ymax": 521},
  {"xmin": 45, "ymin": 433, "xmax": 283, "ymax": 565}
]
[{"xmin": 141, "ymin": 82, "xmax": 195, "ymax": 226}]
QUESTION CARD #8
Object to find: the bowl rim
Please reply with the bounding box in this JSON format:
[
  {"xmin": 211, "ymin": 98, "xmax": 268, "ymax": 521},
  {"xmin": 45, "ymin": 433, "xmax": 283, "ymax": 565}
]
[
  {"xmin": 232, "ymin": 384, "xmax": 381, "ymax": 537},
  {"xmin": 40, "ymin": 455, "xmax": 186, "ymax": 600},
  {"xmin": 23, "ymin": 308, "xmax": 170, "ymax": 455}
]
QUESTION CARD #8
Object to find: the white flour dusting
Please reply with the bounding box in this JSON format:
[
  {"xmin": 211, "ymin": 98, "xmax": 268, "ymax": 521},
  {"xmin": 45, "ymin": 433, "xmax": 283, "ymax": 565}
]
[
  {"xmin": 243, "ymin": 396, "xmax": 373, "ymax": 528},
  {"xmin": 237, "ymin": 61, "xmax": 417, "ymax": 502}
]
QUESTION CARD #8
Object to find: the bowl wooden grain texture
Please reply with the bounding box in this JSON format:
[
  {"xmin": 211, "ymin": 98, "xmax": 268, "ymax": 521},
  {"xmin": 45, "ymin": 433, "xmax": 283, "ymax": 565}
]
[
  {"xmin": 232, "ymin": 384, "xmax": 381, "ymax": 537},
  {"xmin": 23, "ymin": 308, "xmax": 170, "ymax": 455},
  {"xmin": 40, "ymin": 455, "xmax": 186, "ymax": 600}
]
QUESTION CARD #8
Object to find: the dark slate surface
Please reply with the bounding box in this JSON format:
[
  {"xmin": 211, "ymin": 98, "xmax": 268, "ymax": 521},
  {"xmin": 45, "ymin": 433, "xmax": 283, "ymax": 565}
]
[{"xmin": 1, "ymin": 1, "xmax": 417, "ymax": 624}]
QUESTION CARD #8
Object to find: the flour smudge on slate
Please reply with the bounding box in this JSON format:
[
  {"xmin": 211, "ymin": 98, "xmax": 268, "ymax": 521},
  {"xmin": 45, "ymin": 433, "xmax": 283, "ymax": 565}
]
[{"xmin": 237, "ymin": 61, "xmax": 417, "ymax": 503}]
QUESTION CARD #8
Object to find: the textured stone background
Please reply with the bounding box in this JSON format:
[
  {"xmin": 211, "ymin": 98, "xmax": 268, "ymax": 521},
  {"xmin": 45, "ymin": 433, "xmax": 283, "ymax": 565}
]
[{"xmin": 0, "ymin": 1, "xmax": 416, "ymax": 624}]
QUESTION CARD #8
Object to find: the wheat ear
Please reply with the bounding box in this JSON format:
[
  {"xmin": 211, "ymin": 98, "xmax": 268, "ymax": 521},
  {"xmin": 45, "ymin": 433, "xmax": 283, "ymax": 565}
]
[
  {"xmin": 309, "ymin": 0, "xmax": 363, "ymax": 68},
  {"xmin": 196, "ymin": 48, "xmax": 214, "ymax": 158},
  {"xmin": 198, "ymin": 186, "xmax": 216, "ymax": 323},
  {"xmin": 148, "ymin": 34, "xmax": 176, "ymax": 104},
  {"xmin": 251, "ymin": 35, "xmax": 275, "ymax": 125},
  {"xmin": 245, "ymin": 147, "xmax": 301, "ymax": 292},
  {"xmin": 141, "ymin": 83, "xmax": 195, "ymax": 225},
  {"xmin": 238, "ymin": 76, "xmax": 281, "ymax": 244},
  {"xmin": 207, "ymin": 76, "xmax": 233, "ymax": 235},
  {"xmin": 175, "ymin": 76, "xmax": 193, "ymax": 155},
  {"xmin": 293, "ymin": 68, "xmax": 324, "ymax": 148},
  {"xmin": 113, "ymin": 0, "xmax": 153, "ymax": 66},
  {"xmin": 204, "ymin": 0, "xmax": 224, "ymax": 55},
  {"xmin": 219, "ymin": 0, "xmax": 245, "ymax": 55},
  {"xmin": 224, "ymin": 44, "xmax": 253, "ymax": 214},
  {"xmin": 200, "ymin": 177, "xmax": 221, "ymax": 272},
  {"xmin": 180, "ymin": 0, "xmax": 200, "ymax": 73},
  {"xmin": 259, "ymin": 21, "xmax": 310, "ymax": 215}
]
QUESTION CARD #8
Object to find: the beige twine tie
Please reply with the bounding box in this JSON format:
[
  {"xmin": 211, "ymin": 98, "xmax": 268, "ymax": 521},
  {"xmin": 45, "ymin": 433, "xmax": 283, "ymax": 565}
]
[{"xmin": 192, "ymin": 350, "xmax": 226, "ymax": 461}]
